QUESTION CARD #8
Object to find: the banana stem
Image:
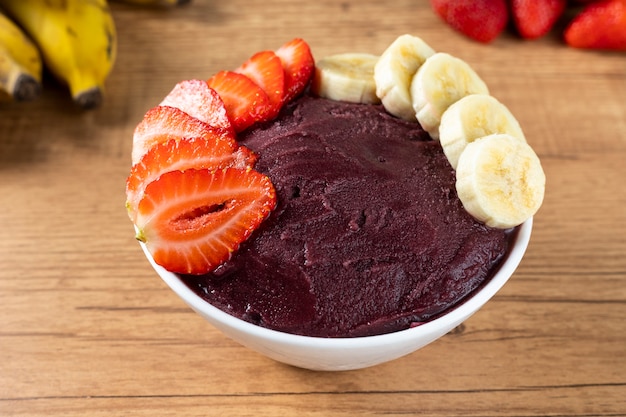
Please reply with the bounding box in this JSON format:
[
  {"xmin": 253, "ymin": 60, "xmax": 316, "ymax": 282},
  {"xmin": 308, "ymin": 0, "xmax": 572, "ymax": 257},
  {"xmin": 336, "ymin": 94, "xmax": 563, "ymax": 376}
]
[{"xmin": 13, "ymin": 73, "xmax": 41, "ymax": 101}]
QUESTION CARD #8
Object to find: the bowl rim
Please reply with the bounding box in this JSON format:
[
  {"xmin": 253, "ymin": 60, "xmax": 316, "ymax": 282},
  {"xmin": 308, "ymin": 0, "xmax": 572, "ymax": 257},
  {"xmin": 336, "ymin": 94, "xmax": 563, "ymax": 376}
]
[{"xmin": 141, "ymin": 217, "xmax": 532, "ymax": 348}]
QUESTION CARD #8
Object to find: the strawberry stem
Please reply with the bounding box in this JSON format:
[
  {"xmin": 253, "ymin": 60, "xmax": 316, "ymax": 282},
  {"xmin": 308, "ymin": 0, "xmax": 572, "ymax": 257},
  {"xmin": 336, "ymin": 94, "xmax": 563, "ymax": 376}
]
[{"xmin": 135, "ymin": 228, "xmax": 147, "ymax": 243}]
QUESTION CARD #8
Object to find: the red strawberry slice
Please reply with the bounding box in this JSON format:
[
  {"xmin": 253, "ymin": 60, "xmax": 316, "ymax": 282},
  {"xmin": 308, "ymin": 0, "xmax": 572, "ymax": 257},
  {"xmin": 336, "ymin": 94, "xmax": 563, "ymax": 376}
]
[
  {"xmin": 132, "ymin": 105, "xmax": 236, "ymax": 165},
  {"xmin": 274, "ymin": 38, "xmax": 315, "ymax": 102},
  {"xmin": 511, "ymin": 0, "xmax": 566, "ymax": 39},
  {"xmin": 160, "ymin": 79, "xmax": 234, "ymax": 135},
  {"xmin": 207, "ymin": 70, "xmax": 272, "ymax": 132},
  {"xmin": 235, "ymin": 50, "xmax": 286, "ymax": 119},
  {"xmin": 135, "ymin": 167, "xmax": 277, "ymax": 275},
  {"xmin": 564, "ymin": 0, "xmax": 626, "ymax": 50},
  {"xmin": 126, "ymin": 135, "xmax": 257, "ymax": 222},
  {"xmin": 430, "ymin": 0, "xmax": 509, "ymax": 43}
]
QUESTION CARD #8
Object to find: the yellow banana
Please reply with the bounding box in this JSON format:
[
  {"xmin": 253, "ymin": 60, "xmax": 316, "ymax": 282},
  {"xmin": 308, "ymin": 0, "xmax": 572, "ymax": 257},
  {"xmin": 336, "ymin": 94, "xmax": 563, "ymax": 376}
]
[
  {"xmin": 410, "ymin": 52, "xmax": 489, "ymax": 139},
  {"xmin": 455, "ymin": 133, "xmax": 545, "ymax": 229},
  {"xmin": 0, "ymin": 11, "xmax": 42, "ymax": 101},
  {"xmin": 374, "ymin": 34, "xmax": 436, "ymax": 121},
  {"xmin": 312, "ymin": 53, "xmax": 381, "ymax": 104},
  {"xmin": 0, "ymin": 0, "xmax": 117, "ymax": 109}
]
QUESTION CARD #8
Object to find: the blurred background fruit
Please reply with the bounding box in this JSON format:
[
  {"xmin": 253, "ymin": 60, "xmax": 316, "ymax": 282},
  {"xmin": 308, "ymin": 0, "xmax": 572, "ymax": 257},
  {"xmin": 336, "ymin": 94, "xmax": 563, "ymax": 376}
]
[
  {"xmin": 0, "ymin": 0, "xmax": 190, "ymax": 109},
  {"xmin": 0, "ymin": 10, "xmax": 42, "ymax": 102},
  {"xmin": 429, "ymin": 0, "xmax": 626, "ymax": 51}
]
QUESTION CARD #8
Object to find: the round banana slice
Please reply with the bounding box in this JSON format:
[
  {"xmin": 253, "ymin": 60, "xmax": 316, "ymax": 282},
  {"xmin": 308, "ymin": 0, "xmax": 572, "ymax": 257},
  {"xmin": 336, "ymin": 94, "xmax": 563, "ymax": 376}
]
[
  {"xmin": 455, "ymin": 134, "xmax": 545, "ymax": 229},
  {"xmin": 312, "ymin": 53, "xmax": 381, "ymax": 104},
  {"xmin": 439, "ymin": 94, "xmax": 526, "ymax": 169},
  {"xmin": 411, "ymin": 52, "xmax": 489, "ymax": 139},
  {"xmin": 374, "ymin": 34, "xmax": 436, "ymax": 121}
]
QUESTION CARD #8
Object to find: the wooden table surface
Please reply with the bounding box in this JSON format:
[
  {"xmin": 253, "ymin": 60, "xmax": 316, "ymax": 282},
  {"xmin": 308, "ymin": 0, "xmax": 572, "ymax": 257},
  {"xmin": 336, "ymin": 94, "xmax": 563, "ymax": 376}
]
[{"xmin": 1, "ymin": 1, "xmax": 625, "ymax": 415}]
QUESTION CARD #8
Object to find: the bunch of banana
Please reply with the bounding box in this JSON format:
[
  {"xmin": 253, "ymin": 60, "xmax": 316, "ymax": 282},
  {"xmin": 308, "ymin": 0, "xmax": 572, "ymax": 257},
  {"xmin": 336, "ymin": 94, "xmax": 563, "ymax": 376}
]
[
  {"xmin": 0, "ymin": 0, "xmax": 117, "ymax": 109},
  {"xmin": 0, "ymin": 10, "xmax": 42, "ymax": 102}
]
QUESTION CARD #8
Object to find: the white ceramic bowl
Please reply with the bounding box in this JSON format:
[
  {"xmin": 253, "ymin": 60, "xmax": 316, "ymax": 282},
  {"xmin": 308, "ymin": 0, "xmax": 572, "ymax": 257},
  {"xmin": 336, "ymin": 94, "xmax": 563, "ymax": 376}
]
[{"xmin": 141, "ymin": 218, "xmax": 532, "ymax": 371}]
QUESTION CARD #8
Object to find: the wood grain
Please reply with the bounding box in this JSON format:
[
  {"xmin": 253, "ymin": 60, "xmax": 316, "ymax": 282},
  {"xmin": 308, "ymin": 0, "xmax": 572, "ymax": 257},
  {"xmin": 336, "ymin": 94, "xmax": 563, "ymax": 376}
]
[{"xmin": 1, "ymin": 1, "xmax": 625, "ymax": 416}]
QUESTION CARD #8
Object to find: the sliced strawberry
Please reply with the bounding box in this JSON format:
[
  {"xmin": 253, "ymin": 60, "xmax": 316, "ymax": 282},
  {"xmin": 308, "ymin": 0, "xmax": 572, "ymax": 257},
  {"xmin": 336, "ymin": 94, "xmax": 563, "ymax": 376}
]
[
  {"xmin": 126, "ymin": 135, "xmax": 257, "ymax": 222},
  {"xmin": 132, "ymin": 105, "xmax": 236, "ymax": 165},
  {"xmin": 430, "ymin": 0, "xmax": 509, "ymax": 43},
  {"xmin": 207, "ymin": 70, "xmax": 272, "ymax": 132},
  {"xmin": 235, "ymin": 50, "xmax": 286, "ymax": 119},
  {"xmin": 511, "ymin": 0, "xmax": 567, "ymax": 39},
  {"xmin": 274, "ymin": 38, "xmax": 315, "ymax": 102},
  {"xmin": 135, "ymin": 167, "xmax": 277, "ymax": 275},
  {"xmin": 160, "ymin": 79, "xmax": 234, "ymax": 135},
  {"xmin": 564, "ymin": 0, "xmax": 626, "ymax": 50}
]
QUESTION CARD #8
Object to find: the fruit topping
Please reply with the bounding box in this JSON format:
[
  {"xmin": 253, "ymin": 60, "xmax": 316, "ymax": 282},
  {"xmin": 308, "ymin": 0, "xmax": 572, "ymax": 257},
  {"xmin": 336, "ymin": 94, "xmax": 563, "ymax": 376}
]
[
  {"xmin": 135, "ymin": 167, "xmax": 277, "ymax": 275},
  {"xmin": 439, "ymin": 94, "xmax": 526, "ymax": 169},
  {"xmin": 311, "ymin": 53, "xmax": 381, "ymax": 104},
  {"xmin": 274, "ymin": 38, "xmax": 315, "ymax": 103},
  {"xmin": 455, "ymin": 134, "xmax": 545, "ymax": 229},
  {"xmin": 160, "ymin": 79, "xmax": 235, "ymax": 135},
  {"xmin": 373, "ymin": 34, "xmax": 435, "ymax": 121},
  {"xmin": 410, "ymin": 52, "xmax": 489, "ymax": 139},
  {"xmin": 126, "ymin": 135, "xmax": 256, "ymax": 222},
  {"xmin": 235, "ymin": 50, "xmax": 286, "ymax": 119},
  {"xmin": 132, "ymin": 105, "xmax": 236, "ymax": 165},
  {"xmin": 207, "ymin": 70, "xmax": 272, "ymax": 132}
]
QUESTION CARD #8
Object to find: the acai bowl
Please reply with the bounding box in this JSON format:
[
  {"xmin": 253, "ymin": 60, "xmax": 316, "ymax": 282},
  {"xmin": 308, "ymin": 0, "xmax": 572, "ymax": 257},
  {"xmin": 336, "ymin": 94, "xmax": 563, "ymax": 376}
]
[{"xmin": 126, "ymin": 35, "xmax": 544, "ymax": 371}]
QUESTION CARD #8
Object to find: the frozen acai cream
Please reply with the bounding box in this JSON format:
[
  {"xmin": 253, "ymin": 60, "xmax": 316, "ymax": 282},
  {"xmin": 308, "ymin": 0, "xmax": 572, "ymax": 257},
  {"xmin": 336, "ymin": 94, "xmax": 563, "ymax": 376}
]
[{"xmin": 179, "ymin": 95, "xmax": 517, "ymax": 337}]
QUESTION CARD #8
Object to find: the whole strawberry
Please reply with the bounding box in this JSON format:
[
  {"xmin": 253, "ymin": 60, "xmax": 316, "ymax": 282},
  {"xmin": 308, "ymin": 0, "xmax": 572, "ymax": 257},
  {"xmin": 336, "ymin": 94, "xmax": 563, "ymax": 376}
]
[
  {"xmin": 511, "ymin": 0, "xmax": 567, "ymax": 39},
  {"xmin": 430, "ymin": 0, "xmax": 509, "ymax": 43},
  {"xmin": 564, "ymin": 0, "xmax": 626, "ymax": 50}
]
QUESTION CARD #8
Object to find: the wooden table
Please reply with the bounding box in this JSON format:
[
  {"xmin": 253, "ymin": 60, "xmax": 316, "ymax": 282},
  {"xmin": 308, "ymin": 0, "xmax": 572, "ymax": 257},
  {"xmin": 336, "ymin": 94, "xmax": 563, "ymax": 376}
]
[{"xmin": 1, "ymin": 1, "xmax": 625, "ymax": 415}]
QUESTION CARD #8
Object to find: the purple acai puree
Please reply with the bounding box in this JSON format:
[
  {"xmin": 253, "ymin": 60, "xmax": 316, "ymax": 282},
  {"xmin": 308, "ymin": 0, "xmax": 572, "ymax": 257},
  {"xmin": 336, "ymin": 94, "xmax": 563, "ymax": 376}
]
[{"xmin": 180, "ymin": 95, "xmax": 516, "ymax": 338}]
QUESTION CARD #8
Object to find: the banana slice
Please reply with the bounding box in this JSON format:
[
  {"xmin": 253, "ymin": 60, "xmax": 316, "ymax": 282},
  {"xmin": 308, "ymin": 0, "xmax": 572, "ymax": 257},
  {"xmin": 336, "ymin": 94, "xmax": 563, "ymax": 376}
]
[
  {"xmin": 312, "ymin": 53, "xmax": 380, "ymax": 104},
  {"xmin": 455, "ymin": 134, "xmax": 545, "ymax": 229},
  {"xmin": 411, "ymin": 52, "xmax": 489, "ymax": 139},
  {"xmin": 439, "ymin": 94, "xmax": 526, "ymax": 169},
  {"xmin": 374, "ymin": 34, "xmax": 435, "ymax": 121}
]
